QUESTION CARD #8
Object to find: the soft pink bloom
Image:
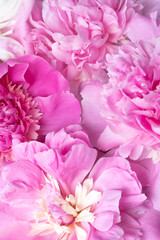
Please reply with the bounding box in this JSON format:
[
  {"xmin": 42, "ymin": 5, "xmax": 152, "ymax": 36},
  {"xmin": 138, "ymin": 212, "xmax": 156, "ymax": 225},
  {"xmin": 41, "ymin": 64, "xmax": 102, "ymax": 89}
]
[
  {"xmin": 0, "ymin": 126, "xmax": 147, "ymax": 239},
  {"xmin": 29, "ymin": 0, "xmax": 142, "ymax": 80},
  {"xmin": 81, "ymin": 38, "xmax": 160, "ymax": 160},
  {"xmin": 0, "ymin": 0, "xmax": 35, "ymax": 61},
  {"xmin": 0, "ymin": 56, "xmax": 81, "ymax": 161}
]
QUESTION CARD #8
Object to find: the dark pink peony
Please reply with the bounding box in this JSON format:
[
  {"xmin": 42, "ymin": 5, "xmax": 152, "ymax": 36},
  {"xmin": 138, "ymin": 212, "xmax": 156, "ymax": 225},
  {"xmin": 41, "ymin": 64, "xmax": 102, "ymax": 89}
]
[{"xmin": 0, "ymin": 55, "xmax": 81, "ymax": 161}]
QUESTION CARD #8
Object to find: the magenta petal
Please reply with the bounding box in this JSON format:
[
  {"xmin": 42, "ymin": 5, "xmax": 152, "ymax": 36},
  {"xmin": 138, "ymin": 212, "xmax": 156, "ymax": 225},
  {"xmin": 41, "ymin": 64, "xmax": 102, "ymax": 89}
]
[
  {"xmin": 7, "ymin": 61, "xmax": 29, "ymax": 86},
  {"xmin": 19, "ymin": 55, "xmax": 69, "ymax": 97},
  {"xmin": 35, "ymin": 92, "xmax": 81, "ymax": 135}
]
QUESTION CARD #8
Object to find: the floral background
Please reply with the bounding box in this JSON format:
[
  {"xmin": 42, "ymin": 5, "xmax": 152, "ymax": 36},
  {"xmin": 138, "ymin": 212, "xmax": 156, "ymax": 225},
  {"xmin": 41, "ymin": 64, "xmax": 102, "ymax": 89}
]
[{"xmin": 0, "ymin": 0, "xmax": 160, "ymax": 239}]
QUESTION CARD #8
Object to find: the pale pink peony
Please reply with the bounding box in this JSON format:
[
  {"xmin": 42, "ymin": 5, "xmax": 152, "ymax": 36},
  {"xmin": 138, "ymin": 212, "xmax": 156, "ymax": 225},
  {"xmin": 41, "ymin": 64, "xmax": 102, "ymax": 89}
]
[
  {"xmin": 0, "ymin": 0, "xmax": 35, "ymax": 61},
  {"xmin": 29, "ymin": 0, "xmax": 142, "ymax": 80},
  {"xmin": 81, "ymin": 38, "xmax": 160, "ymax": 161},
  {"xmin": 0, "ymin": 126, "xmax": 147, "ymax": 240},
  {"xmin": 0, "ymin": 56, "xmax": 81, "ymax": 161}
]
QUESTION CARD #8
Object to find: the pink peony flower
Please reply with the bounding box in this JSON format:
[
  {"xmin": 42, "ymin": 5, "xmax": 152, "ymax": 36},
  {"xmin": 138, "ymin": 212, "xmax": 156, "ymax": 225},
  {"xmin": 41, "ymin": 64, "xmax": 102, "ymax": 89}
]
[
  {"xmin": 0, "ymin": 126, "xmax": 146, "ymax": 239},
  {"xmin": 0, "ymin": 56, "xmax": 81, "ymax": 161},
  {"xmin": 81, "ymin": 38, "xmax": 160, "ymax": 161},
  {"xmin": 29, "ymin": 0, "xmax": 142, "ymax": 80}
]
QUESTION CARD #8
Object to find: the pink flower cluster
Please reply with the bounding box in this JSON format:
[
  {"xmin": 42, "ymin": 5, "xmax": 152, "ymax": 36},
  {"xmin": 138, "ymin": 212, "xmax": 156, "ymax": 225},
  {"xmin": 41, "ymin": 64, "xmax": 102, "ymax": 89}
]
[{"xmin": 0, "ymin": 0, "xmax": 160, "ymax": 240}]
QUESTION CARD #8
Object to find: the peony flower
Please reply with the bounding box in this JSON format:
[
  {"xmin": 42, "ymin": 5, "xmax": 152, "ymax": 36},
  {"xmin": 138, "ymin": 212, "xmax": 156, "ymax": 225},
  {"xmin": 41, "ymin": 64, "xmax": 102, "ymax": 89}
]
[
  {"xmin": 81, "ymin": 38, "xmax": 160, "ymax": 161},
  {"xmin": 0, "ymin": 126, "xmax": 146, "ymax": 239},
  {"xmin": 0, "ymin": 56, "xmax": 81, "ymax": 161},
  {"xmin": 29, "ymin": 0, "xmax": 142, "ymax": 80}
]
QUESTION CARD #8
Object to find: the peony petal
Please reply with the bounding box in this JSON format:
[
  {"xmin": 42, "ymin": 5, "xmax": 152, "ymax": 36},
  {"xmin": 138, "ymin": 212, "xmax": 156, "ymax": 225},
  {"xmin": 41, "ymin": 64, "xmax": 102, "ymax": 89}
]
[
  {"xmin": 35, "ymin": 92, "xmax": 81, "ymax": 135},
  {"xmin": 19, "ymin": 55, "xmax": 69, "ymax": 97}
]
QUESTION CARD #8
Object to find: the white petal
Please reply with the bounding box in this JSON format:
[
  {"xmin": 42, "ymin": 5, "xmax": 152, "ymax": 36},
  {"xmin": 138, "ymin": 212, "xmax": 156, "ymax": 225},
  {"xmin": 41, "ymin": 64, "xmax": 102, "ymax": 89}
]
[
  {"xmin": 75, "ymin": 179, "xmax": 94, "ymax": 210},
  {"xmin": 0, "ymin": 48, "xmax": 14, "ymax": 61},
  {"xmin": 61, "ymin": 203, "xmax": 77, "ymax": 217},
  {"xmin": 75, "ymin": 224, "xmax": 88, "ymax": 240},
  {"xmin": 83, "ymin": 178, "xmax": 93, "ymax": 193},
  {"xmin": 75, "ymin": 182, "xmax": 83, "ymax": 204},
  {"xmin": 0, "ymin": 0, "xmax": 22, "ymax": 23},
  {"xmin": 75, "ymin": 208, "xmax": 95, "ymax": 223},
  {"xmin": 66, "ymin": 194, "xmax": 76, "ymax": 206},
  {"xmin": 77, "ymin": 190, "xmax": 101, "ymax": 211}
]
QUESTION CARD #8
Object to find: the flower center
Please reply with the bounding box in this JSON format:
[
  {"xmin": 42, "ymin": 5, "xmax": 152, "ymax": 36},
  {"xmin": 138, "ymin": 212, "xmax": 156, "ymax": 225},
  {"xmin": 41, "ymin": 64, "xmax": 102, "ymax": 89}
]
[
  {"xmin": 57, "ymin": 178, "xmax": 101, "ymax": 223},
  {"xmin": 30, "ymin": 178, "xmax": 102, "ymax": 240},
  {"xmin": 0, "ymin": 75, "xmax": 42, "ymax": 161}
]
